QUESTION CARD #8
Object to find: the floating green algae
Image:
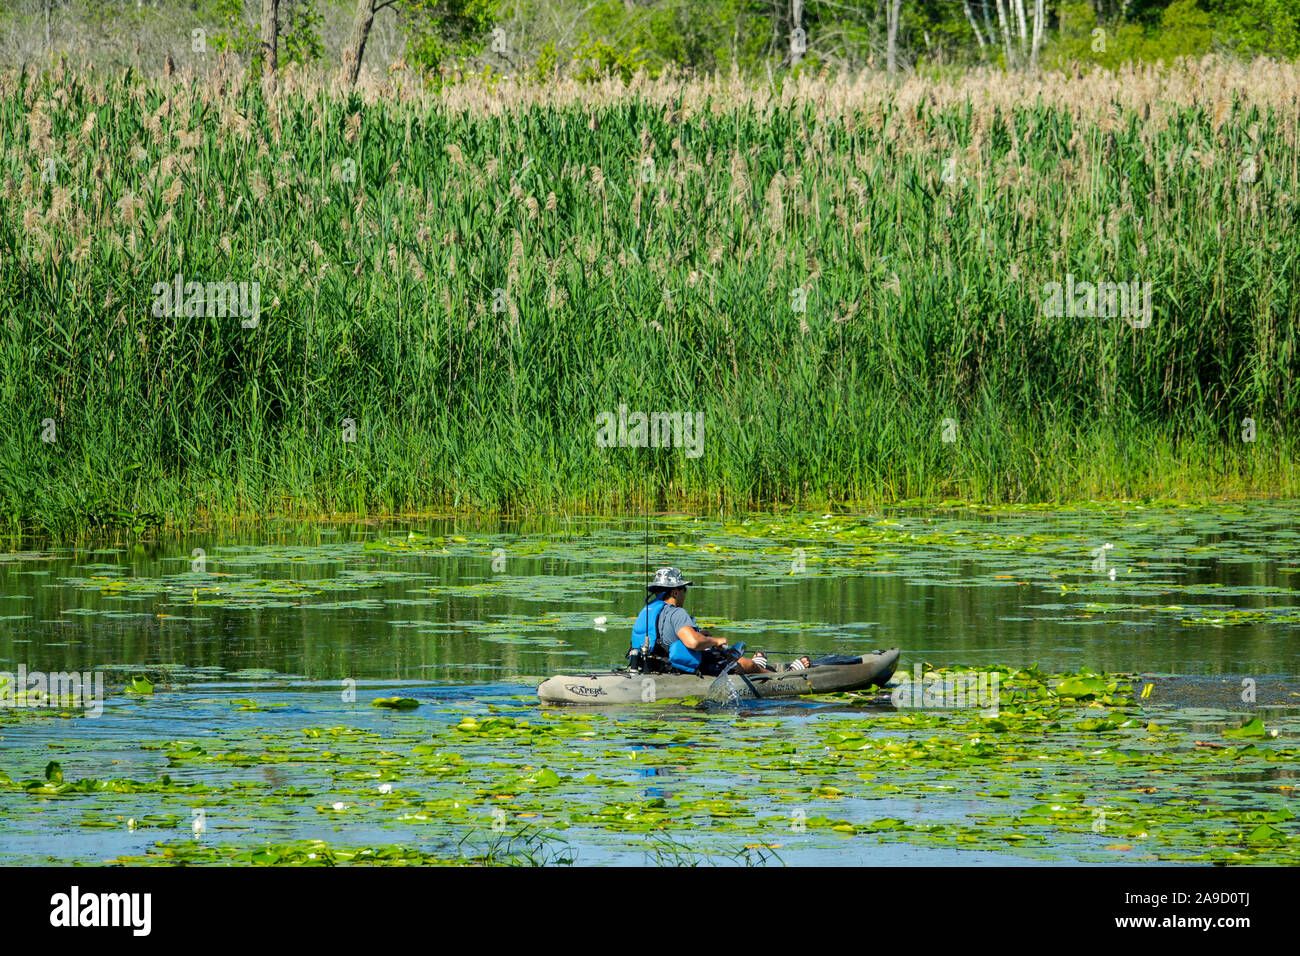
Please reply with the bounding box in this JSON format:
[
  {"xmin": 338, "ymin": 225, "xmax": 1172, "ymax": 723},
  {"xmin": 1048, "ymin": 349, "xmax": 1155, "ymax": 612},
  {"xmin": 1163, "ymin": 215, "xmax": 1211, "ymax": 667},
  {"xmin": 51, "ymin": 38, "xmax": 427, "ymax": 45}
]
[{"xmin": 1, "ymin": 665, "xmax": 1296, "ymax": 866}]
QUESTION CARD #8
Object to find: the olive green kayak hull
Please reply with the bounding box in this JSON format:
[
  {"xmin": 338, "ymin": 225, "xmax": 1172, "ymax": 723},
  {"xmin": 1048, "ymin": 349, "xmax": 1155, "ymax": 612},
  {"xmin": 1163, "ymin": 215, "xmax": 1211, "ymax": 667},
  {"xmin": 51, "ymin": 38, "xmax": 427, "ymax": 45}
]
[{"xmin": 537, "ymin": 647, "xmax": 900, "ymax": 705}]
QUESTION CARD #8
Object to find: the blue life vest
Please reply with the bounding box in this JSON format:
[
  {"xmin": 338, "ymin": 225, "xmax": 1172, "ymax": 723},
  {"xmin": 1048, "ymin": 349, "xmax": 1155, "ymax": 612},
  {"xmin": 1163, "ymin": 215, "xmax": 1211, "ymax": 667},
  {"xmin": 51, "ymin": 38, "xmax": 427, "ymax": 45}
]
[
  {"xmin": 630, "ymin": 599, "xmax": 702, "ymax": 673},
  {"xmin": 630, "ymin": 599, "xmax": 665, "ymax": 656}
]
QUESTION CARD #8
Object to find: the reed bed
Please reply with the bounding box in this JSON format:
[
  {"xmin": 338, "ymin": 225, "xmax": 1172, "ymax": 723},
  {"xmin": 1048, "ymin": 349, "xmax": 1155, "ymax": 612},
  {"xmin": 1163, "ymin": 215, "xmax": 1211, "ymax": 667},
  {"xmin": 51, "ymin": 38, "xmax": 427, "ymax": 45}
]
[{"xmin": 1, "ymin": 58, "xmax": 1297, "ymax": 533}]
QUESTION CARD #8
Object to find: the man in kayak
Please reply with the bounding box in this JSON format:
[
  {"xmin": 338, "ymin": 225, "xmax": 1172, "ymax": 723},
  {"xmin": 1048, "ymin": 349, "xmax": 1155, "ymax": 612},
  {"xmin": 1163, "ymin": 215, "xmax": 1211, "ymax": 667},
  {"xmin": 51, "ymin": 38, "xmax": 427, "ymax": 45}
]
[{"xmin": 642, "ymin": 567, "xmax": 776, "ymax": 675}]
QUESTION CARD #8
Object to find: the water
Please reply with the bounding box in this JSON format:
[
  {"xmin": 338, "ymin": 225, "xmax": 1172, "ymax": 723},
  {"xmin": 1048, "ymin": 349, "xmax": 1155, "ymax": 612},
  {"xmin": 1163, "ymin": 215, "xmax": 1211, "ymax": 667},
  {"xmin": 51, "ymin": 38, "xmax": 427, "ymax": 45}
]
[{"xmin": 1, "ymin": 504, "xmax": 1298, "ymax": 865}]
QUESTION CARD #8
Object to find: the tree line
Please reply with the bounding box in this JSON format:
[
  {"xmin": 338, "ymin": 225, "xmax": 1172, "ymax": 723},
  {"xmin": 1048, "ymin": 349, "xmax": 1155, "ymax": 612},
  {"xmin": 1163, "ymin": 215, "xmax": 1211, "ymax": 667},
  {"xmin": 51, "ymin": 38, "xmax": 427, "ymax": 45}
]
[{"xmin": 4, "ymin": 0, "xmax": 1298, "ymax": 82}]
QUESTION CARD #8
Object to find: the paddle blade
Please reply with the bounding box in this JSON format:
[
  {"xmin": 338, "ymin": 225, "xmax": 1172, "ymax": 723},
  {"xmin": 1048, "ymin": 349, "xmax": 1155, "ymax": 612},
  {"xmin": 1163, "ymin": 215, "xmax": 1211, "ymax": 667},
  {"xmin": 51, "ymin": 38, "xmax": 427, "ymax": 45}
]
[{"xmin": 704, "ymin": 664, "xmax": 758, "ymax": 708}]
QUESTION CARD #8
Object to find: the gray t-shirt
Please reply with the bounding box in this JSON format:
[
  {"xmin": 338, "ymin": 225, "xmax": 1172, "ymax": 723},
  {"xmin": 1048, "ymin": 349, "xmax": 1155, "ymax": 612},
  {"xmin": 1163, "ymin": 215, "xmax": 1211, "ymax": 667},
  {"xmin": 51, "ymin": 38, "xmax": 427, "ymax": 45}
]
[{"xmin": 656, "ymin": 604, "xmax": 697, "ymax": 655}]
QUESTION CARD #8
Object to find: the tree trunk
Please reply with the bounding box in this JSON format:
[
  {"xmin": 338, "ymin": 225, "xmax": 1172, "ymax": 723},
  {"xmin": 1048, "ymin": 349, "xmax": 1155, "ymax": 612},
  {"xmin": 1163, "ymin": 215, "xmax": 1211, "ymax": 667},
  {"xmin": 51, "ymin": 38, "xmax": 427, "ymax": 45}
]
[
  {"xmin": 1030, "ymin": 0, "xmax": 1045, "ymax": 67},
  {"xmin": 790, "ymin": 0, "xmax": 804, "ymax": 67},
  {"xmin": 964, "ymin": 0, "xmax": 987, "ymax": 58},
  {"xmin": 887, "ymin": 0, "xmax": 903, "ymax": 74},
  {"xmin": 994, "ymin": 0, "xmax": 1014, "ymax": 67},
  {"xmin": 343, "ymin": 0, "xmax": 379, "ymax": 88},
  {"xmin": 981, "ymin": 0, "xmax": 998, "ymax": 53},
  {"xmin": 260, "ymin": 0, "xmax": 279, "ymax": 98},
  {"xmin": 1013, "ymin": 0, "xmax": 1028, "ymax": 60}
]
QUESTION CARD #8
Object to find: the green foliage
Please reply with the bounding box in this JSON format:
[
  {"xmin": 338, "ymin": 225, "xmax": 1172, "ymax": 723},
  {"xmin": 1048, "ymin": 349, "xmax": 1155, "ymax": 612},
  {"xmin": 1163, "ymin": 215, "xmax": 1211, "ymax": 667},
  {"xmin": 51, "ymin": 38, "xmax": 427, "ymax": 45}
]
[
  {"xmin": 1204, "ymin": 0, "xmax": 1300, "ymax": 57},
  {"xmin": 10, "ymin": 0, "xmax": 1300, "ymax": 82},
  {"xmin": 210, "ymin": 0, "xmax": 258, "ymax": 58},
  {"xmin": 1048, "ymin": 1, "xmax": 1148, "ymax": 67},
  {"xmin": 529, "ymin": 40, "xmax": 562, "ymax": 80},
  {"xmin": 1149, "ymin": 0, "xmax": 1216, "ymax": 58},
  {"xmin": 399, "ymin": 0, "xmax": 503, "ymax": 73},
  {"xmin": 586, "ymin": 0, "xmax": 777, "ymax": 76},
  {"xmin": 1, "ymin": 70, "xmax": 1298, "ymax": 532},
  {"xmin": 572, "ymin": 34, "xmax": 651, "ymax": 82},
  {"xmin": 1034, "ymin": 0, "xmax": 1300, "ymax": 69},
  {"xmin": 208, "ymin": 0, "xmax": 324, "ymax": 65},
  {"xmin": 281, "ymin": 0, "xmax": 326, "ymax": 66}
]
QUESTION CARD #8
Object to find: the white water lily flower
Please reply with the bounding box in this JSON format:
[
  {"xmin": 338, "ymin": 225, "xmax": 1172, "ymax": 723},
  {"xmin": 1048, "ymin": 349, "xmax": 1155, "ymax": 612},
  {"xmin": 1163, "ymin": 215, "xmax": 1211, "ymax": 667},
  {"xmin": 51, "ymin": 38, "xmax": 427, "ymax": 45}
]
[
  {"xmin": 332, "ymin": 802, "xmax": 347, "ymax": 811},
  {"xmin": 378, "ymin": 783, "xmax": 393, "ymax": 794},
  {"xmin": 594, "ymin": 616, "xmax": 607, "ymax": 625},
  {"xmin": 127, "ymin": 818, "xmax": 135, "ymax": 831}
]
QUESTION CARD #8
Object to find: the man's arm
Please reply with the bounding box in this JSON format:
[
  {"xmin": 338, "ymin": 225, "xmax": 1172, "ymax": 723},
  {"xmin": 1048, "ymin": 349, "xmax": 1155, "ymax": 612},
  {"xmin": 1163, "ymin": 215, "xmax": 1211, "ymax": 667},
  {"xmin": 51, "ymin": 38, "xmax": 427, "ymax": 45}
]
[{"xmin": 676, "ymin": 625, "xmax": 726, "ymax": 651}]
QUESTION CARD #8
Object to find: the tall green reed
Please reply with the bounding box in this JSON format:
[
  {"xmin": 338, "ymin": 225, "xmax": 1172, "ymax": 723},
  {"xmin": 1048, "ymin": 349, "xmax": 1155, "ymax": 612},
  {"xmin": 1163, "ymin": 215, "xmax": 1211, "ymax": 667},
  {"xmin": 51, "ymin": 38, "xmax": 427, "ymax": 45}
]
[{"xmin": 0, "ymin": 64, "xmax": 1296, "ymax": 534}]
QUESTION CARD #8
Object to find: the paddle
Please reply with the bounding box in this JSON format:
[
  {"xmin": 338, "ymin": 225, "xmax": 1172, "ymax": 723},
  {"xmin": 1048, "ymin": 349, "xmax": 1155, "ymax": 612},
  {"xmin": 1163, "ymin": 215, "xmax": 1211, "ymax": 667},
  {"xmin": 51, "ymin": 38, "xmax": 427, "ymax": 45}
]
[{"xmin": 704, "ymin": 644, "xmax": 760, "ymax": 706}]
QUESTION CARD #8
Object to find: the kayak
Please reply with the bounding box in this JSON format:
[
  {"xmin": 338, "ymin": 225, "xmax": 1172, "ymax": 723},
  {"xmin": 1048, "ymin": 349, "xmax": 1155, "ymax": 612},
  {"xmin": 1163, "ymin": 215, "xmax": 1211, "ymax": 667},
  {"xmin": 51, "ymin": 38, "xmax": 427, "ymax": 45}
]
[{"xmin": 537, "ymin": 647, "xmax": 901, "ymax": 705}]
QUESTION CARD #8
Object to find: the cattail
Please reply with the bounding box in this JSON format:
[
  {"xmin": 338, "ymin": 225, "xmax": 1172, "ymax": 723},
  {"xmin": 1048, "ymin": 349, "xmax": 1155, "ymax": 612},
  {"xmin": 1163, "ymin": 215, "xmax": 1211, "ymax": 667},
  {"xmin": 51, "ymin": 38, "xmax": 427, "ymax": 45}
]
[
  {"xmin": 408, "ymin": 252, "xmax": 425, "ymax": 282},
  {"xmin": 115, "ymin": 190, "xmax": 143, "ymax": 225},
  {"xmin": 47, "ymin": 186, "xmax": 72, "ymax": 222},
  {"xmin": 162, "ymin": 177, "xmax": 182, "ymax": 207},
  {"xmin": 506, "ymin": 230, "xmax": 525, "ymax": 285}
]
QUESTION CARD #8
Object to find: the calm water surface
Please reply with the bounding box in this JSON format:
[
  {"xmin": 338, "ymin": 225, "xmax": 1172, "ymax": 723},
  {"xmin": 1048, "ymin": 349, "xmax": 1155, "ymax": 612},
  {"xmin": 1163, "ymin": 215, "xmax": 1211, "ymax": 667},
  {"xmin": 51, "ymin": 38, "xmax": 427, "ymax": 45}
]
[{"xmin": 2, "ymin": 505, "xmax": 1297, "ymax": 865}]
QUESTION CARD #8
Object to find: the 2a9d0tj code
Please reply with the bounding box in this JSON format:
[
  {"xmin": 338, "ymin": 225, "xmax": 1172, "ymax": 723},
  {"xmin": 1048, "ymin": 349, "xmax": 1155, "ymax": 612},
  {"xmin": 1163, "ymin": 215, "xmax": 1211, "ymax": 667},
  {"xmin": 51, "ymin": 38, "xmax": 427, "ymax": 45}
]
[{"xmin": 1196, "ymin": 893, "xmax": 1249, "ymax": 906}]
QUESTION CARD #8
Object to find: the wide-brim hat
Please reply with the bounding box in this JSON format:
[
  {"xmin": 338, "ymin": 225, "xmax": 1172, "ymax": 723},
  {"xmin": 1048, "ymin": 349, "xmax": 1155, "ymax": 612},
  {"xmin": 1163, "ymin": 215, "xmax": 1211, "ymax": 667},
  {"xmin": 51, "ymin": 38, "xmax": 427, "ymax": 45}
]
[{"xmin": 647, "ymin": 567, "xmax": 693, "ymax": 591}]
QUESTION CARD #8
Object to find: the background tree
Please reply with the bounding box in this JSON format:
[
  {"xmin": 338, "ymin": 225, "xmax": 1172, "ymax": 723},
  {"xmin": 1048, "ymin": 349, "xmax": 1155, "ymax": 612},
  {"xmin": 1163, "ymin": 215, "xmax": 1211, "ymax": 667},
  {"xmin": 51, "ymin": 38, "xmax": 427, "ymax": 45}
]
[
  {"xmin": 2, "ymin": 0, "xmax": 1300, "ymax": 79},
  {"xmin": 261, "ymin": 0, "xmax": 279, "ymax": 94},
  {"xmin": 343, "ymin": 0, "xmax": 500, "ymax": 85}
]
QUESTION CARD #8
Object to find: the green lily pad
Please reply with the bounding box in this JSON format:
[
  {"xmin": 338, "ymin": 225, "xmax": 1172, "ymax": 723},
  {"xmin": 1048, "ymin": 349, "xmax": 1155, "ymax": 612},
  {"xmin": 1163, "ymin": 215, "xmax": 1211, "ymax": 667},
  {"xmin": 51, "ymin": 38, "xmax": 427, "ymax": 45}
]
[
  {"xmin": 1245, "ymin": 824, "xmax": 1287, "ymax": 846},
  {"xmin": 370, "ymin": 697, "xmax": 420, "ymax": 710},
  {"xmin": 528, "ymin": 768, "xmax": 561, "ymax": 788},
  {"xmin": 1055, "ymin": 676, "xmax": 1108, "ymax": 699},
  {"xmin": 1223, "ymin": 717, "xmax": 1267, "ymax": 738}
]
